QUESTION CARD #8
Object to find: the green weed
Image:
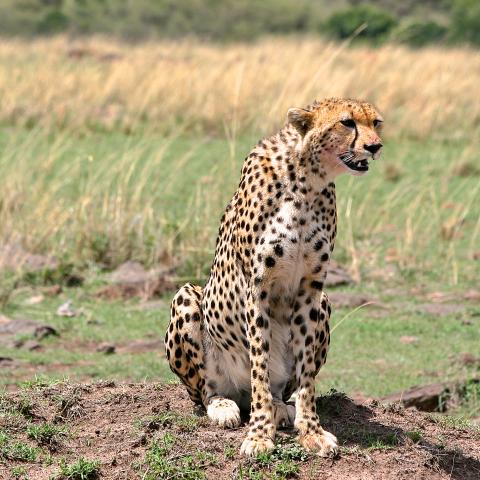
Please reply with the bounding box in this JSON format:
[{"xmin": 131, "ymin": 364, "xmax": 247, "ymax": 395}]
[
  {"xmin": 27, "ymin": 422, "xmax": 67, "ymax": 447},
  {"xmin": 405, "ymin": 430, "xmax": 423, "ymax": 443},
  {"xmin": 58, "ymin": 457, "xmax": 100, "ymax": 480},
  {"xmin": 224, "ymin": 444, "xmax": 237, "ymax": 460},
  {"xmin": 20, "ymin": 376, "xmax": 66, "ymax": 391},
  {"xmin": 11, "ymin": 466, "xmax": 29, "ymax": 480},
  {"xmin": 142, "ymin": 432, "xmax": 216, "ymax": 480},
  {"xmin": 142, "ymin": 411, "xmax": 200, "ymax": 432},
  {"xmin": 237, "ymin": 442, "xmax": 308, "ymax": 480},
  {"xmin": 365, "ymin": 432, "xmax": 399, "ymax": 451},
  {"xmin": 1, "ymin": 428, "xmax": 39, "ymax": 461},
  {"xmin": 428, "ymin": 413, "xmax": 480, "ymax": 433}
]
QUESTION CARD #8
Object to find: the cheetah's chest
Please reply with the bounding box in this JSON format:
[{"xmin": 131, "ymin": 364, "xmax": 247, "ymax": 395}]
[{"xmin": 261, "ymin": 199, "xmax": 333, "ymax": 301}]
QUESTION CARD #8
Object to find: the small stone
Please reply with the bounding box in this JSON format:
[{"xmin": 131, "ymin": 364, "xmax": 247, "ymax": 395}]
[
  {"xmin": 117, "ymin": 339, "xmax": 163, "ymax": 354},
  {"xmin": 57, "ymin": 300, "xmax": 78, "ymax": 317},
  {"xmin": 325, "ymin": 260, "xmax": 354, "ymax": 287},
  {"xmin": 417, "ymin": 303, "xmax": 464, "ymax": 316},
  {"xmin": 400, "ymin": 336, "xmax": 419, "ymax": 344},
  {"xmin": 463, "ymin": 290, "xmax": 480, "ymax": 302},
  {"xmin": 24, "ymin": 295, "xmax": 44, "ymax": 305},
  {"xmin": 34, "ymin": 324, "xmax": 58, "ymax": 339},
  {"xmin": 87, "ymin": 319, "xmax": 102, "ymax": 325},
  {"xmin": 329, "ymin": 292, "xmax": 379, "ymax": 309},
  {"xmin": 22, "ymin": 340, "xmax": 42, "ymax": 351},
  {"xmin": 458, "ymin": 353, "xmax": 480, "ymax": 366},
  {"xmin": 42, "ymin": 285, "xmax": 62, "ymax": 296},
  {"xmin": 96, "ymin": 343, "xmax": 116, "ymax": 354},
  {"xmin": 382, "ymin": 383, "xmax": 449, "ymax": 412}
]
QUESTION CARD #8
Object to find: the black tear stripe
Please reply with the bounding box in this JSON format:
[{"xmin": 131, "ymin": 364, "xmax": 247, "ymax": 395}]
[{"xmin": 350, "ymin": 121, "xmax": 358, "ymax": 150}]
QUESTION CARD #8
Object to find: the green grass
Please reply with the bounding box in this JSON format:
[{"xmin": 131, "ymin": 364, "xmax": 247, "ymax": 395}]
[
  {"xmin": 58, "ymin": 457, "xmax": 100, "ymax": 480},
  {"xmin": 0, "ymin": 126, "xmax": 479, "ymax": 421},
  {"xmin": 405, "ymin": 430, "xmax": 423, "ymax": 443},
  {"xmin": 365, "ymin": 432, "xmax": 399, "ymax": 451},
  {"xmin": 2, "ymin": 278, "xmax": 478, "ymax": 403},
  {"xmin": 428, "ymin": 413, "xmax": 480, "ymax": 434},
  {"xmin": 27, "ymin": 422, "xmax": 67, "ymax": 447},
  {"xmin": 0, "ymin": 429, "xmax": 40, "ymax": 462},
  {"xmin": 325, "ymin": 287, "xmax": 480, "ymax": 397},
  {"xmin": 141, "ymin": 432, "xmax": 216, "ymax": 480},
  {"xmin": 237, "ymin": 442, "xmax": 308, "ymax": 480},
  {"xmin": 140, "ymin": 411, "xmax": 202, "ymax": 432},
  {"xmin": 1, "ymin": 127, "xmax": 478, "ymax": 284},
  {"xmin": 11, "ymin": 466, "xmax": 29, "ymax": 480},
  {"xmin": 142, "ymin": 433, "xmax": 305, "ymax": 480}
]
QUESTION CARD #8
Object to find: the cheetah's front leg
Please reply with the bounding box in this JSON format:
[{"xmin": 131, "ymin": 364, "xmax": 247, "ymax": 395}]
[
  {"xmin": 240, "ymin": 289, "xmax": 276, "ymax": 456},
  {"xmin": 291, "ymin": 287, "xmax": 338, "ymax": 456}
]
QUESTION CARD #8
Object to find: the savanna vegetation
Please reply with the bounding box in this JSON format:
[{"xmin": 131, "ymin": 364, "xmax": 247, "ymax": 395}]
[
  {"xmin": 0, "ymin": 21, "xmax": 479, "ymax": 480},
  {"xmin": 0, "ymin": 33, "xmax": 479, "ymax": 411},
  {"xmin": 0, "ymin": 37, "xmax": 479, "ymax": 281}
]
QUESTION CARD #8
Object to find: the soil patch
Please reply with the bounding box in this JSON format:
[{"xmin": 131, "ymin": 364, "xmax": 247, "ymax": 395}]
[{"xmin": 1, "ymin": 383, "xmax": 479, "ymax": 479}]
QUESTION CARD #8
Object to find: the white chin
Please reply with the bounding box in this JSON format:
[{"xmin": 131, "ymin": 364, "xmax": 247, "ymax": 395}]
[
  {"xmin": 348, "ymin": 168, "xmax": 369, "ymax": 176},
  {"xmin": 339, "ymin": 163, "xmax": 369, "ymax": 176}
]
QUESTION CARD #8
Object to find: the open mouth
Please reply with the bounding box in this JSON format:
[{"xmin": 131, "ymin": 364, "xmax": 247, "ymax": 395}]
[
  {"xmin": 339, "ymin": 153, "xmax": 370, "ymax": 172},
  {"xmin": 344, "ymin": 158, "xmax": 369, "ymax": 172}
]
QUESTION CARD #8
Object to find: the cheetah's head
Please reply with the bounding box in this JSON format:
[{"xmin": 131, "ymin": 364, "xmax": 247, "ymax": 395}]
[{"xmin": 288, "ymin": 97, "xmax": 383, "ymax": 177}]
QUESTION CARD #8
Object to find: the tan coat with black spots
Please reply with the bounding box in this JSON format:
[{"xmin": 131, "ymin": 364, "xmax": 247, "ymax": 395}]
[{"xmin": 165, "ymin": 97, "xmax": 384, "ymax": 456}]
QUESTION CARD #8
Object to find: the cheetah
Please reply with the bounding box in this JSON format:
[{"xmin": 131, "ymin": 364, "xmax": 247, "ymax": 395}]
[{"xmin": 165, "ymin": 97, "xmax": 383, "ymax": 456}]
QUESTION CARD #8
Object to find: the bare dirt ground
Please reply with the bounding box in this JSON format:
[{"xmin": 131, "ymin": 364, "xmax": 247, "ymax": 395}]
[{"xmin": 1, "ymin": 382, "xmax": 479, "ymax": 479}]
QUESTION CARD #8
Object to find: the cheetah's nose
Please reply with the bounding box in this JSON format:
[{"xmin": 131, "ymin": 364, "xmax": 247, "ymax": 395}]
[{"xmin": 364, "ymin": 143, "xmax": 383, "ymax": 155}]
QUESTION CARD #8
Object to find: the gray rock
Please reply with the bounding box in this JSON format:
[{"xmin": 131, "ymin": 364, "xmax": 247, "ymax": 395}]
[
  {"xmin": 382, "ymin": 383, "xmax": 449, "ymax": 412},
  {"xmin": 0, "ymin": 242, "xmax": 58, "ymax": 273},
  {"xmin": 325, "ymin": 260, "xmax": 354, "ymax": 287},
  {"xmin": 96, "ymin": 343, "xmax": 116, "ymax": 354}
]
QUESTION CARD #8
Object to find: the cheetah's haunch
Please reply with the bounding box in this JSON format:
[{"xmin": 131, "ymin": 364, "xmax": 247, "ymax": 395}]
[{"xmin": 165, "ymin": 97, "xmax": 383, "ymax": 456}]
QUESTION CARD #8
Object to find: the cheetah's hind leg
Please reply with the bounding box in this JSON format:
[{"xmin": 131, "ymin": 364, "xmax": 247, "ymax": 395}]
[
  {"xmin": 166, "ymin": 283, "xmax": 241, "ymax": 428},
  {"xmin": 165, "ymin": 283, "xmax": 205, "ymax": 405}
]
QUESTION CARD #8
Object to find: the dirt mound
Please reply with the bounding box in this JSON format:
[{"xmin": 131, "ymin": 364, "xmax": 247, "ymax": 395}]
[{"xmin": 1, "ymin": 383, "xmax": 479, "ymax": 479}]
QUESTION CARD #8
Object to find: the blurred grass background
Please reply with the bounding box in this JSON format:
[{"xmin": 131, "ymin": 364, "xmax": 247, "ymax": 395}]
[{"xmin": 0, "ymin": 37, "xmax": 479, "ymax": 285}]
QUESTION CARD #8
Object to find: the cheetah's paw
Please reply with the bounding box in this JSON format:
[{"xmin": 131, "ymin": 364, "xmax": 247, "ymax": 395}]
[
  {"xmin": 207, "ymin": 398, "xmax": 241, "ymax": 428},
  {"xmin": 240, "ymin": 436, "xmax": 275, "ymax": 457},
  {"xmin": 298, "ymin": 430, "xmax": 338, "ymax": 457}
]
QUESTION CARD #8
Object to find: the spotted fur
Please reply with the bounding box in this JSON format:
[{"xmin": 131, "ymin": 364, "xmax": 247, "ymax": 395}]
[{"xmin": 165, "ymin": 97, "xmax": 383, "ymax": 456}]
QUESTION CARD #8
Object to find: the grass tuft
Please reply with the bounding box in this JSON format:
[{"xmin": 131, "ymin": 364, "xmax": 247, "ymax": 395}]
[
  {"xmin": 141, "ymin": 432, "xmax": 217, "ymax": 480},
  {"xmin": 27, "ymin": 422, "xmax": 67, "ymax": 447},
  {"xmin": 405, "ymin": 430, "xmax": 423, "ymax": 443},
  {"xmin": 141, "ymin": 411, "xmax": 201, "ymax": 432},
  {"xmin": 58, "ymin": 457, "xmax": 101, "ymax": 480},
  {"xmin": 11, "ymin": 465, "xmax": 29, "ymax": 479},
  {"xmin": 237, "ymin": 442, "xmax": 308, "ymax": 479},
  {"xmin": 0, "ymin": 429, "xmax": 39, "ymax": 462}
]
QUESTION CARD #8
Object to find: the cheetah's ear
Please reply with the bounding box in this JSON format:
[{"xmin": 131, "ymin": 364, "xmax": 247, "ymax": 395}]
[{"xmin": 287, "ymin": 108, "xmax": 313, "ymax": 136}]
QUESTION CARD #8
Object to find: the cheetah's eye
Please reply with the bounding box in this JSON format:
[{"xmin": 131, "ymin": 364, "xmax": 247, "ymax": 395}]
[
  {"xmin": 373, "ymin": 119, "xmax": 383, "ymax": 127},
  {"xmin": 340, "ymin": 119, "xmax": 356, "ymax": 128}
]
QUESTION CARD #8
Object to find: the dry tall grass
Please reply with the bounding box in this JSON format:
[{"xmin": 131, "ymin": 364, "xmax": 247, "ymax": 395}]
[
  {"xmin": 0, "ymin": 37, "xmax": 478, "ymax": 286},
  {"xmin": 0, "ymin": 36, "xmax": 479, "ymax": 138}
]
